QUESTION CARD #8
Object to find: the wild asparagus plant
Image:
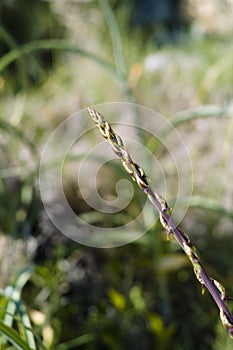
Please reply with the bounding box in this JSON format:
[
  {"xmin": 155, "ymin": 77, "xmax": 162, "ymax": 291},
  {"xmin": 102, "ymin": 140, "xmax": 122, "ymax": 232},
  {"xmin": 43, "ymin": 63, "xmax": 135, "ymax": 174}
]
[{"xmin": 86, "ymin": 106, "xmax": 233, "ymax": 337}]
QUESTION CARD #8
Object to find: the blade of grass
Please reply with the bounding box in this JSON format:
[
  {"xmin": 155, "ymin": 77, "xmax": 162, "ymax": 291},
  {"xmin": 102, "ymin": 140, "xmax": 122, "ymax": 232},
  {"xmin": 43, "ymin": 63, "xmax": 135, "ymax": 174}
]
[
  {"xmin": 150, "ymin": 104, "xmax": 233, "ymax": 154},
  {"xmin": 0, "ymin": 25, "xmax": 28, "ymax": 90},
  {"xmin": 96, "ymin": 1, "xmax": 143, "ymax": 137},
  {"xmin": 16, "ymin": 302, "xmax": 37, "ymax": 350},
  {"xmin": 173, "ymin": 195, "xmax": 233, "ymax": 220},
  {"xmin": 189, "ymin": 195, "xmax": 233, "ymax": 220},
  {"xmin": 0, "ymin": 319, "xmax": 32, "ymax": 350},
  {"xmin": 13, "ymin": 269, "xmax": 36, "ymax": 350},
  {"xmin": 97, "ymin": 0, "xmax": 126, "ymax": 78},
  {"xmin": 3, "ymin": 267, "xmax": 36, "ymax": 350},
  {"xmin": 170, "ymin": 104, "xmax": 233, "ymax": 131},
  {"xmin": 56, "ymin": 333, "xmax": 94, "ymax": 350},
  {"xmin": 0, "ymin": 39, "xmax": 122, "ymax": 84}
]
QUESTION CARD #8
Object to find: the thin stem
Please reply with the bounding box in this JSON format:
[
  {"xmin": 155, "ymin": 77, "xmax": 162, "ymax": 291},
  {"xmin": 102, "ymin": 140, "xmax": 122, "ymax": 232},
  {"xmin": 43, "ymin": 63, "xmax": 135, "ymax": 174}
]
[{"xmin": 86, "ymin": 106, "xmax": 233, "ymax": 338}]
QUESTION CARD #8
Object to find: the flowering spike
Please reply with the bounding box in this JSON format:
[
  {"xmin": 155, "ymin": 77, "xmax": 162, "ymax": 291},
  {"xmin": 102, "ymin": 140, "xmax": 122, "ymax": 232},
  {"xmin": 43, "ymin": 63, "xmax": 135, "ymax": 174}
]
[{"xmin": 86, "ymin": 106, "xmax": 233, "ymax": 337}]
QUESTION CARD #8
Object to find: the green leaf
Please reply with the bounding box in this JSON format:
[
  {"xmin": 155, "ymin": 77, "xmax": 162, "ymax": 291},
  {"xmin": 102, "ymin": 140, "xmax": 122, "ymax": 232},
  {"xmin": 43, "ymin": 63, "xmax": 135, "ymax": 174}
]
[{"xmin": 0, "ymin": 319, "xmax": 32, "ymax": 350}]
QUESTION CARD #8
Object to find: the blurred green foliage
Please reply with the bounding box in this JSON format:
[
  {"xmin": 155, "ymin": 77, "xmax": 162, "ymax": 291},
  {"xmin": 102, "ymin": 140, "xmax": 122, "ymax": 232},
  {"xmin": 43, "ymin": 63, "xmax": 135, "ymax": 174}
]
[
  {"xmin": 0, "ymin": 0, "xmax": 65, "ymax": 92},
  {"xmin": 0, "ymin": 0, "xmax": 233, "ymax": 349}
]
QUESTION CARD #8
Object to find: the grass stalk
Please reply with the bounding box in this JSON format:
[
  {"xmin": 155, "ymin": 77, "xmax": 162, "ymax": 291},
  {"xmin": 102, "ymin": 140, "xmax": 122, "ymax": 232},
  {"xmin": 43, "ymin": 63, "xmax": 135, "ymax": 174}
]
[{"xmin": 86, "ymin": 106, "xmax": 233, "ymax": 338}]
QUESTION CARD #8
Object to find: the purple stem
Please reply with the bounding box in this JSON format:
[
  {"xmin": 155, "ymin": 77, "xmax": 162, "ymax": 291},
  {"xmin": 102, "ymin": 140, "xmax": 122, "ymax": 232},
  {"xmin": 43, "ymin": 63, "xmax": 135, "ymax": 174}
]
[{"xmin": 146, "ymin": 187, "xmax": 233, "ymax": 325}]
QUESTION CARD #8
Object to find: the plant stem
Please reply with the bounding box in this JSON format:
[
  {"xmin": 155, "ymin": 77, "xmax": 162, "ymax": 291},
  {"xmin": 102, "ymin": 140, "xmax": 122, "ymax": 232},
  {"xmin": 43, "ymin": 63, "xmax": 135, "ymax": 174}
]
[{"xmin": 86, "ymin": 106, "xmax": 233, "ymax": 338}]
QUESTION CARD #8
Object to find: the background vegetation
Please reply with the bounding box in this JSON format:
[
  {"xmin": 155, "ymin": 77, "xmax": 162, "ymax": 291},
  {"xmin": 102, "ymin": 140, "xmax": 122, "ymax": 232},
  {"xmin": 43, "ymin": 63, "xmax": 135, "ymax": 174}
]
[{"xmin": 0, "ymin": 0, "xmax": 233, "ymax": 349}]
